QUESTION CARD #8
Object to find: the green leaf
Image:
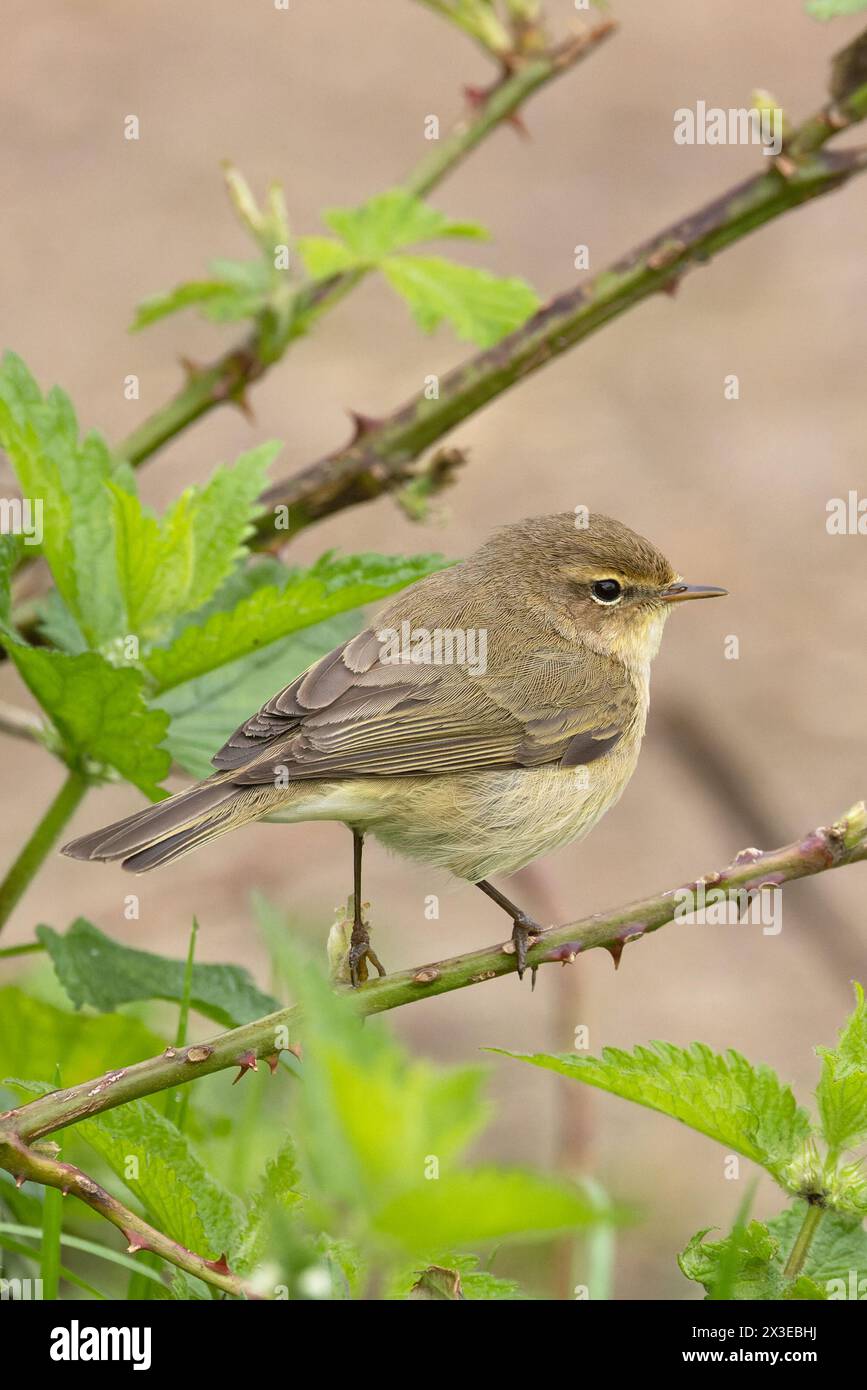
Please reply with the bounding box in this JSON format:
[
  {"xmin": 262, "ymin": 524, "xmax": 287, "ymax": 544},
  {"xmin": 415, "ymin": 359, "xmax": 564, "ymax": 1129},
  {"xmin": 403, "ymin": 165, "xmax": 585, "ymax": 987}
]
[
  {"xmin": 0, "ymin": 534, "xmax": 23, "ymax": 630},
  {"xmin": 155, "ymin": 615, "xmax": 358, "ymax": 779},
  {"xmin": 144, "ymin": 550, "xmax": 447, "ymax": 692},
  {"xmin": 81, "ymin": 1102, "xmax": 243, "ymax": 1260},
  {"xmin": 816, "ymin": 983, "xmax": 867, "ymax": 1152},
  {"xmin": 767, "ymin": 1204, "xmax": 867, "ymax": 1297},
  {"xmin": 496, "ymin": 1044, "xmax": 814, "ymax": 1185},
  {"xmin": 678, "ymin": 1219, "xmax": 826, "ymax": 1301},
  {"xmin": 132, "ymin": 261, "xmax": 272, "ymax": 330},
  {"xmin": 0, "ymin": 987, "xmax": 164, "ymax": 1088},
  {"xmin": 372, "ymin": 1168, "xmax": 612, "ymax": 1253},
  {"xmin": 5, "ymin": 646, "xmax": 169, "ymax": 796},
  {"xmin": 236, "ymin": 1134, "xmax": 304, "ymax": 1274},
  {"xmin": 295, "ymin": 236, "xmax": 362, "ymax": 280},
  {"xmin": 806, "ymin": 0, "xmax": 867, "ymax": 18},
  {"xmin": 131, "ymin": 280, "xmax": 242, "ymax": 330},
  {"xmin": 110, "ymin": 442, "xmax": 279, "ymax": 645},
  {"xmin": 320, "ymin": 188, "xmax": 488, "ymax": 260},
  {"xmin": 680, "ymin": 1204, "xmax": 867, "ymax": 1301},
  {"xmin": 33, "ymin": 592, "xmax": 88, "ymax": 653},
  {"xmin": 271, "ymin": 943, "xmax": 489, "ymax": 1221},
  {"xmin": 10, "ymin": 1078, "xmax": 243, "ymax": 1262},
  {"xmin": 381, "ymin": 255, "xmax": 539, "ymax": 346},
  {"xmin": 37, "ymin": 919, "xmax": 280, "ymax": 1028},
  {"xmin": 0, "ymin": 353, "xmax": 129, "ymax": 646}
]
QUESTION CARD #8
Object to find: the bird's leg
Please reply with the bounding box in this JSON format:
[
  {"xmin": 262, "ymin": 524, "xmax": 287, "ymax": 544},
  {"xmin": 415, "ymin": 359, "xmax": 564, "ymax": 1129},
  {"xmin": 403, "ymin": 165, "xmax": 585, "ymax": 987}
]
[
  {"xmin": 348, "ymin": 829, "xmax": 386, "ymax": 988},
  {"xmin": 475, "ymin": 879, "xmax": 543, "ymax": 984}
]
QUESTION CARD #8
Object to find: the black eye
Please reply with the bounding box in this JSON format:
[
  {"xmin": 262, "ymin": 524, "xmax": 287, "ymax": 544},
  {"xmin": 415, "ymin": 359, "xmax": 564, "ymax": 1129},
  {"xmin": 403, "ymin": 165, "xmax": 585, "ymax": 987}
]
[{"xmin": 591, "ymin": 579, "xmax": 622, "ymax": 604}]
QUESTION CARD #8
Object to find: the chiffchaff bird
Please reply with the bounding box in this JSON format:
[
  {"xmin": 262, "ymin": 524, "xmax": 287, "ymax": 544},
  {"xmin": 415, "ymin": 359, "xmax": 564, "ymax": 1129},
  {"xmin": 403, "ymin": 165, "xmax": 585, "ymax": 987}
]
[{"xmin": 63, "ymin": 512, "xmax": 726, "ymax": 984}]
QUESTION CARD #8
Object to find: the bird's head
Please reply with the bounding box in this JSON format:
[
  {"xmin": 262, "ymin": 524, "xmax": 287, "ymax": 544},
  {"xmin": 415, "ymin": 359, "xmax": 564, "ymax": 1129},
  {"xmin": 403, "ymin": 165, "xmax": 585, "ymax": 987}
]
[{"xmin": 478, "ymin": 511, "xmax": 727, "ymax": 668}]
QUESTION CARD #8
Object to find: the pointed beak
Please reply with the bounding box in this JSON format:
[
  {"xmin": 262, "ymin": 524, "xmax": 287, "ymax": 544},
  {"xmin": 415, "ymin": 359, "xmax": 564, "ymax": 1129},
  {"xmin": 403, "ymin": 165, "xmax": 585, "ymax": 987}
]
[{"xmin": 660, "ymin": 583, "xmax": 728, "ymax": 604}]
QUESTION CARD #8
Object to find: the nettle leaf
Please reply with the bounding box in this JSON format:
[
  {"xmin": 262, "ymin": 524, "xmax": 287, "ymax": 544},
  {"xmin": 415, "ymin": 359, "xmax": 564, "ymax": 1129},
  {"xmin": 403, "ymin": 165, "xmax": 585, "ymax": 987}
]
[
  {"xmin": 816, "ymin": 982, "xmax": 867, "ymax": 1152},
  {"xmin": 6, "ymin": 646, "xmax": 170, "ymax": 796},
  {"xmin": 144, "ymin": 550, "xmax": 447, "ymax": 692},
  {"xmin": 0, "ymin": 353, "xmax": 130, "ymax": 646},
  {"xmin": 155, "ymin": 616, "xmax": 358, "ymax": 779},
  {"xmin": 767, "ymin": 1204, "xmax": 867, "ymax": 1296},
  {"xmin": 320, "ymin": 189, "xmax": 488, "ymax": 260},
  {"xmin": 266, "ymin": 944, "xmax": 622, "ymax": 1261},
  {"xmin": 236, "ymin": 1134, "xmax": 304, "ymax": 1274},
  {"xmin": 111, "ymin": 442, "xmax": 278, "ymax": 645},
  {"xmin": 806, "ymin": 0, "xmax": 867, "ymax": 19},
  {"xmin": 496, "ymin": 1045, "xmax": 814, "ymax": 1184},
  {"xmin": 10, "ymin": 1077, "xmax": 243, "ymax": 1263},
  {"xmin": 37, "ymin": 919, "xmax": 280, "ymax": 1028},
  {"xmin": 80, "ymin": 1101, "xmax": 244, "ymax": 1261},
  {"xmin": 678, "ymin": 1219, "xmax": 825, "ymax": 1301},
  {"xmin": 272, "ymin": 943, "xmax": 489, "ymax": 1221},
  {"xmin": 0, "ymin": 987, "xmax": 164, "ymax": 1088},
  {"xmin": 381, "ymin": 255, "xmax": 539, "ymax": 346},
  {"xmin": 680, "ymin": 1205, "xmax": 867, "ymax": 1301}
]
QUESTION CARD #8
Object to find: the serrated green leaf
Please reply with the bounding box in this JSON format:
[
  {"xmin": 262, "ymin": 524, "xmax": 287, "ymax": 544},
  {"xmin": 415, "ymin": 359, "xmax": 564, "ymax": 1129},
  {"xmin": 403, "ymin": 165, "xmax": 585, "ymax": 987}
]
[
  {"xmin": 270, "ymin": 943, "xmax": 489, "ymax": 1220},
  {"xmin": 381, "ymin": 254, "xmax": 539, "ymax": 346},
  {"xmin": 0, "ymin": 987, "xmax": 164, "ymax": 1088},
  {"xmin": 144, "ymin": 550, "xmax": 447, "ymax": 692},
  {"xmin": 0, "ymin": 353, "xmax": 128, "ymax": 646},
  {"xmin": 496, "ymin": 1044, "xmax": 814, "ymax": 1184},
  {"xmin": 816, "ymin": 982, "xmax": 867, "ymax": 1152},
  {"xmin": 154, "ymin": 616, "xmax": 357, "ymax": 779},
  {"xmin": 37, "ymin": 919, "xmax": 280, "ymax": 1028},
  {"xmin": 681, "ymin": 1204, "xmax": 867, "ymax": 1301},
  {"xmin": 321, "ymin": 188, "xmax": 488, "ymax": 260},
  {"xmin": 236, "ymin": 1134, "xmax": 303, "ymax": 1274},
  {"xmin": 110, "ymin": 442, "xmax": 279, "ymax": 645},
  {"xmin": 806, "ymin": 0, "xmax": 867, "ymax": 18},
  {"xmin": 9, "ymin": 1077, "xmax": 243, "ymax": 1262},
  {"xmin": 768, "ymin": 1204, "xmax": 867, "ymax": 1296},
  {"xmin": 678, "ymin": 1219, "xmax": 826, "ymax": 1300},
  {"xmin": 4, "ymin": 645, "xmax": 169, "ymax": 796}
]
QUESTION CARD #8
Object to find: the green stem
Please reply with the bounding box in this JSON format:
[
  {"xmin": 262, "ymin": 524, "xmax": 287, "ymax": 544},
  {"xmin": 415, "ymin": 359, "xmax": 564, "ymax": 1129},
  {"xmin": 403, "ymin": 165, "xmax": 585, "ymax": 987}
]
[
  {"xmin": 115, "ymin": 20, "xmax": 615, "ymax": 469},
  {"xmin": 3, "ymin": 801, "xmax": 864, "ymax": 1144},
  {"xmin": 256, "ymin": 134, "xmax": 867, "ymax": 537},
  {"xmin": 0, "ymin": 771, "xmax": 88, "ymax": 935},
  {"xmin": 783, "ymin": 1201, "xmax": 825, "ymax": 1281}
]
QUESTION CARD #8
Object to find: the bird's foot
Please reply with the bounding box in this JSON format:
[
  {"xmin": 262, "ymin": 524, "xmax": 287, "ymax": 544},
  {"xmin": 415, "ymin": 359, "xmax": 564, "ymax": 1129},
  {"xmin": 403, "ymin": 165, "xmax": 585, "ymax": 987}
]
[
  {"xmin": 511, "ymin": 912, "xmax": 542, "ymax": 988},
  {"xmin": 348, "ymin": 909, "xmax": 386, "ymax": 989}
]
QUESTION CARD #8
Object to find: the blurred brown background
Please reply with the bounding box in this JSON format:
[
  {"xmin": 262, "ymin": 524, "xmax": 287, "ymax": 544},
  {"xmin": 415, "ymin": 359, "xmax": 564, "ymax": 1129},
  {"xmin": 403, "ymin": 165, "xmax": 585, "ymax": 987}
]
[{"xmin": 2, "ymin": 0, "xmax": 866, "ymax": 1298}]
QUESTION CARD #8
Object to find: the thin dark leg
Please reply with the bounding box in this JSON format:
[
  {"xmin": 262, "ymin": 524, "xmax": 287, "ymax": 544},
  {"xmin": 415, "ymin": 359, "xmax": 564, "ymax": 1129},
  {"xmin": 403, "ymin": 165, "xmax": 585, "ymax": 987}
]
[
  {"xmin": 475, "ymin": 878, "xmax": 543, "ymax": 984},
  {"xmin": 347, "ymin": 829, "xmax": 385, "ymax": 987}
]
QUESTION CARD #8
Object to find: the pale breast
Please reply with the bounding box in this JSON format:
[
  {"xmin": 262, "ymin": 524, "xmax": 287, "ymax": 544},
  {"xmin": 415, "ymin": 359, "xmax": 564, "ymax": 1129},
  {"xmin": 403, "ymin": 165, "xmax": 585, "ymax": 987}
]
[{"xmin": 360, "ymin": 720, "xmax": 646, "ymax": 881}]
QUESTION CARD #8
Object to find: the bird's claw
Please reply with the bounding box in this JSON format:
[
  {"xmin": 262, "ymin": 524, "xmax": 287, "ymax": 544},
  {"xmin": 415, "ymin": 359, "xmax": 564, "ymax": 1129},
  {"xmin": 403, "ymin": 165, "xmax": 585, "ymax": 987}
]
[
  {"xmin": 512, "ymin": 914, "xmax": 542, "ymax": 986},
  {"xmin": 348, "ymin": 921, "xmax": 386, "ymax": 988}
]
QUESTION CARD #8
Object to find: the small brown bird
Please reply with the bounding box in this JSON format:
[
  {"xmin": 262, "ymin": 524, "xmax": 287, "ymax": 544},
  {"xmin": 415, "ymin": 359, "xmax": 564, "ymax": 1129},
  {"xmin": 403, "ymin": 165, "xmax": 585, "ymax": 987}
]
[{"xmin": 63, "ymin": 512, "xmax": 726, "ymax": 983}]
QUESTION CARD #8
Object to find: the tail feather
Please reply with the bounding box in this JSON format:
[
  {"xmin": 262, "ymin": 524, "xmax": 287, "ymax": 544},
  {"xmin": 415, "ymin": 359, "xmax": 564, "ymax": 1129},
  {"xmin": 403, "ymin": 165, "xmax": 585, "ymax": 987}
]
[{"xmin": 61, "ymin": 776, "xmax": 255, "ymax": 873}]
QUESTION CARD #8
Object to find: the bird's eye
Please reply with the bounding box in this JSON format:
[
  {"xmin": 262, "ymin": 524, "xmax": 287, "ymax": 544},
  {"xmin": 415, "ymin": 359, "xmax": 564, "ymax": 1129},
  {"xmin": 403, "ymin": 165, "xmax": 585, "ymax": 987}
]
[{"xmin": 590, "ymin": 579, "xmax": 623, "ymax": 605}]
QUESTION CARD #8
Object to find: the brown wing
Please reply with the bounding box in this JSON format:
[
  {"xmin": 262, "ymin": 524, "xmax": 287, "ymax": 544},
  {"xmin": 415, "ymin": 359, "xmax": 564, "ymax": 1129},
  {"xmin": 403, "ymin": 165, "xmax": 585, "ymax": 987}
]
[{"xmin": 211, "ymin": 628, "xmax": 635, "ymax": 785}]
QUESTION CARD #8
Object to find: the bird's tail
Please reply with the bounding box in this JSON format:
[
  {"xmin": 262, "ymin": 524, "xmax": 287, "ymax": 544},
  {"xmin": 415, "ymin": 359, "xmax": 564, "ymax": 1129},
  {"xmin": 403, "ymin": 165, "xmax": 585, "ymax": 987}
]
[{"xmin": 61, "ymin": 775, "xmax": 271, "ymax": 873}]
